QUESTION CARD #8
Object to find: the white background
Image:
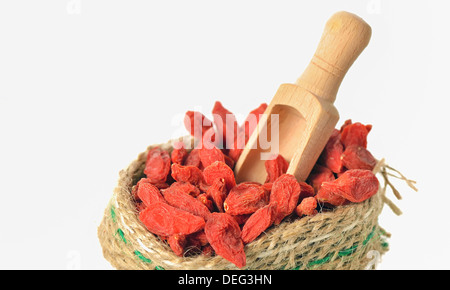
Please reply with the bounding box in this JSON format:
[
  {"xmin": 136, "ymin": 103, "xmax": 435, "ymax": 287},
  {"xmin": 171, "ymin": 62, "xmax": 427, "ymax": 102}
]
[{"xmin": 0, "ymin": 0, "xmax": 449, "ymax": 270}]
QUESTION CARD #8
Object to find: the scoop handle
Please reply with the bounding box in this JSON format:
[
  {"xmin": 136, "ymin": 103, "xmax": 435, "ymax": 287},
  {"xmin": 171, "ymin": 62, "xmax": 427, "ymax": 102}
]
[{"xmin": 295, "ymin": 11, "xmax": 372, "ymax": 103}]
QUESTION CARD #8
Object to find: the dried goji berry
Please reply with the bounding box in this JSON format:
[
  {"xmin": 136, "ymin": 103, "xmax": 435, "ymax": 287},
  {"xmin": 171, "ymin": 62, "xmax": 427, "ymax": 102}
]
[
  {"xmin": 241, "ymin": 203, "xmax": 276, "ymax": 244},
  {"xmin": 196, "ymin": 126, "xmax": 218, "ymax": 150},
  {"xmin": 228, "ymin": 103, "xmax": 268, "ymax": 162},
  {"xmin": 205, "ymin": 213, "xmax": 246, "ymax": 268},
  {"xmin": 239, "ymin": 181, "xmax": 262, "ymax": 186},
  {"xmin": 315, "ymin": 185, "xmax": 348, "ymax": 206},
  {"xmin": 206, "ymin": 178, "xmax": 227, "ymax": 212},
  {"xmin": 307, "ymin": 164, "xmax": 335, "ymax": 193},
  {"xmin": 198, "ymin": 180, "xmax": 211, "ymax": 193},
  {"xmin": 184, "ymin": 111, "xmax": 214, "ymax": 139},
  {"xmin": 319, "ymin": 129, "xmax": 344, "ymax": 173},
  {"xmin": 171, "ymin": 163, "xmax": 204, "ymax": 185},
  {"xmin": 184, "ymin": 149, "xmax": 201, "ymax": 168},
  {"xmin": 341, "ymin": 121, "xmax": 372, "ymax": 148},
  {"xmin": 212, "ymin": 101, "xmax": 239, "ymax": 149},
  {"xmin": 144, "ymin": 147, "xmax": 171, "ymax": 184},
  {"xmin": 242, "ymin": 103, "xmax": 268, "ymax": 142},
  {"xmin": 224, "ymin": 154, "xmax": 235, "ymax": 169},
  {"xmin": 340, "ymin": 119, "xmax": 353, "ymax": 132},
  {"xmin": 163, "ymin": 186, "xmax": 211, "ymax": 220},
  {"xmin": 298, "ymin": 181, "xmax": 315, "ymax": 201},
  {"xmin": 231, "ymin": 214, "xmax": 251, "ymax": 225},
  {"xmin": 164, "ymin": 181, "xmax": 200, "ymax": 197},
  {"xmin": 197, "ymin": 193, "xmax": 214, "ymax": 212},
  {"xmin": 203, "ymin": 161, "xmax": 236, "ymax": 190},
  {"xmin": 168, "ymin": 234, "xmax": 187, "ymax": 257},
  {"xmin": 187, "ymin": 230, "xmax": 209, "ymax": 248},
  {"xmin": 131, "ymin": 177, "xmax": 152, "ymax": 201},
  {"xmin": 319, "ymin": 169, "xmax": 379, "ymax": 203},
  {"xmin": 199, "ymin": 144, "xmax": 225, "ymax": 168},
  {"xmin": 228, "ymin": 130, "xmax": 245, "ymax": 162},
  {"xmin": 264, "ymin": 154, "xmax": 289, "ymax": 183},
  {"xmin": 139, "ymin": 202, "xmax": 205, "ymax": 236},
  {"xmin": 137, "ymin": 182, "xmax": 166, "ymax": 207},
  {"xmin": 224, "ymin": 183, "xmax": 269, "ymax": 215},
  {"xmin": 152, "ymin": 182, "xmax": 170, "ymax": 189},
  {"xmin": 341, "ymin": 144, "xmax": 377, "ymax": 171},
  {"xmin": 269, "ymin": 174, "xmax": 301, "ymax": 225},
  {"xmin": 171, "ymin": 142, "xmax": 188, "ymax": 165},
  {"xmin": 262, "ymin": 182, "xmax": 273, "ymax": 193},
  {"xmin": 295, "ymin": 197, "xmax": 318, "ymax": 217}
]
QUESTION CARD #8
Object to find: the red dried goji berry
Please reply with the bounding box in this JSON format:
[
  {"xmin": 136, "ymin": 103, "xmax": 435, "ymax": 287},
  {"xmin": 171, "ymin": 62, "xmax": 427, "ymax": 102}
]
[
  {"xmin": 131, "ymin": 177, "xmax": 152, "ymax": 201},
  {"xmin": 139, "ymin": 202, "xmax": 205, "ymax": 236},
  {"xmin": 168, "ymin": 234, "xmax": 187, "ymax": 257},
  {"xmin": 340, "ymin": 119, "xmax": 353, "ymax": 132},
  {"xmin": 231, "ymin": 214, "xmax": 251, "ymax": 225},
  {"xmin": 144, "ymin": 147, "xmax": 171, "ymax": 184},
  {"xmin": 205, "ymin": 213, "xmax": 246, "ymax": 268},
  {"xmin": 242, "ymin": 103, "xmax": 268, "ymax": 142},
  {"xmin": 184, "ymin": 149, "xmax": 201, "ymax": 168},
  {"xmin": 184, "ymin": 111, "xmax": 214, "ymax": 139},
  {"xmin": 319, "ymin": 129, "xmax": 344, "ymax": 173},
  {"xmin": 206, "ymin": 178, "xmax": 227, "ymax": 212},
  {"xmin": 228, "ymin": 103, "xmax": 268, "ymax": 162},
  {"xmin": 341, "ymin": 122, "xmax": 372, "ymax": 148},
  {"xmin": 295, "ymin": 197, "xmax": 318, "ymax": 217},
  {"xmin": 264, "ymin": 154, "xmax": 289, "ymax": 183},
  {"xmin": 262, "ymin": 182, "xmax": 273, "ymax": 193},
  {"xmin": 197, "ymin": 193, "xmax": 214, "ymax": 212},
  {"xmin": 298, "ymin": 181, "xmax": 315, "ymax": 201},
  {"xmin": 307, "ymin": 164, "xmax": 336, "ymax": 194},
  {"xmin": 163, "ymin": 186, "xmax": 211, "ymax": 220},
  {"xmin": 203, "ymin": 161, "xmax": 236, "ymax": 190},
  {"xmin": 199, "ymin": 144, "xmax": 225, "ymax": 168},
  {"xmin": 198, "ymin": 180, "xmax": 211, "ymax": 193},
  {"xmin": 195, "ymin": 126, "xmax": 218, "ymax": 151},
  {"xmin": 224, "ymin": 154, "xmax": 235, "ymax": 169},
  {"xmin": 319, "ymin": 169, "xmax": 379, "ymax": 203},
  {"xmin": 228, "ymin": 130, "xmax": 245, "ymax": 162},
  {"xmin": 341, "ymin": 144, "xmax": 377, "ymax": 171},
  {"xmin": 241, "ymin": 203, "xmax": 276, "ymax": 244},
  {"xmin": 239, "ymin": 181, "xmax": 262, "ymax": 186},
  {"xmin": 224, "ymin": 183, "xmax": 269, "ymax": 215},
  {"xmin": 171, "ymin": 163, "xmax": 204, "ymax": 185},
  {"xmin": 212, "ymin": 101, "xmax": 239, "ymax": 149},
  {"xmin": 315, "ymin": 186, "xmax": 348, "ymax": 206},
  {"xmin": 171, "ymin": 142, "xmax": 188, "ymax": 165},
  {"xmin": 187, "ymin": 230, "xmax": 209, "ymax": 248},
  {"xmin": 269, "ymin": 174, "xmax": 301, "ymax": 225},
  {"xmin": 164, "ymin": 181, "xmax": 200, "ymax": 197},
  {"xmin": 153, "ymin": 182, "xmax": 170, "ymax": 189},
  {"xmin": 137, "ymin": 182, "xmax": 166, "ymax": 207}
]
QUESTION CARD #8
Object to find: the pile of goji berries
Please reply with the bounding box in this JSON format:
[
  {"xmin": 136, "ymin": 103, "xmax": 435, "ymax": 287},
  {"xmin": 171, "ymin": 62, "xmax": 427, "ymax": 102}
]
[{"xmin": 133, "ymin": 101, "xmax": 379, "ymax": 268}]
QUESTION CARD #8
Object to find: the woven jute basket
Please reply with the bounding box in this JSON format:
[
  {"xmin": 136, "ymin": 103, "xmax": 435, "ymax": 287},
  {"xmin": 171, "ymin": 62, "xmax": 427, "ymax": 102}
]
[{"xmin": 98, "ymin": 137, "xmax": 412, "ymax": 270}]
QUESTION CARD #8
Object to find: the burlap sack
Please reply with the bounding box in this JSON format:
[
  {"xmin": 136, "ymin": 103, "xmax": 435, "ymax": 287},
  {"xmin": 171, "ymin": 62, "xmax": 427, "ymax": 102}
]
[{"xmin": 98, "ymin": 137, "xmax": 412, "ymax": 270}]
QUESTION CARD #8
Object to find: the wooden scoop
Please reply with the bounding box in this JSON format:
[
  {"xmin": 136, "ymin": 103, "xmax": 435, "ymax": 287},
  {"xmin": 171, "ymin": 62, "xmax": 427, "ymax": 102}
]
[{"xmin": 234, "ymin": 11, "xmax": 372, "ymax": 184}]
